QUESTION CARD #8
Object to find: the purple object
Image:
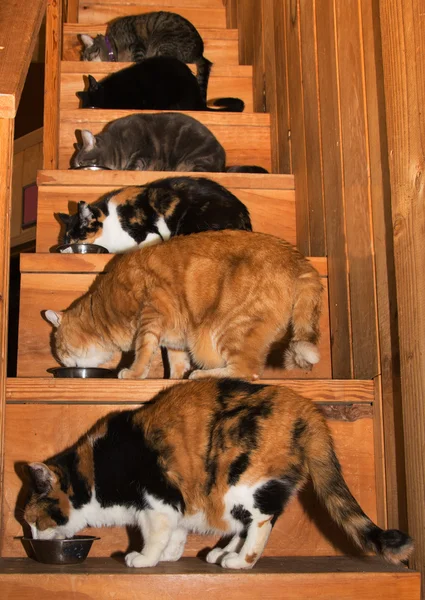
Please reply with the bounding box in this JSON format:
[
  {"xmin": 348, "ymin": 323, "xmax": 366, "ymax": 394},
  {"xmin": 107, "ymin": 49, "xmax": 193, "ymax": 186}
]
[{"xmin": 104, "ymin": 35, "xmax": 116, "ymax": 62}]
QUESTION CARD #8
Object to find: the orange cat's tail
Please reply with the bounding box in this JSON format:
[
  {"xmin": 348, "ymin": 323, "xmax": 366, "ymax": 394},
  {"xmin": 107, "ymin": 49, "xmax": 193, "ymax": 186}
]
[
  {"xmin": 285, "ymin": 269, "xmax": 323, "ymax": 370},
  {"xmin": 306, "ymin": 420, "xmax": 414, "ymax": 564}
]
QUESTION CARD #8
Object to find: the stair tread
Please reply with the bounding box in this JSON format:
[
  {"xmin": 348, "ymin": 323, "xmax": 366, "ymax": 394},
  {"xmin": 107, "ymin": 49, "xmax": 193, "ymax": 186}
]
[
  {"xmin": 61, "ymin": 61, "xmax": 252, "ymax": 77},
  {"xmin": 63, "ymin": 23, "xmax": 239, "ymax": 39},
  {"xmin": 6, "ymin": 378, "xmax": 374, "ymax": 404},
  {"xmin": 0, "ymin": 556, "xmax": 414, "ymax": 575},
  {"xmin": 37, "ymin": 170, "xmax": 294, "ymax": 189}
]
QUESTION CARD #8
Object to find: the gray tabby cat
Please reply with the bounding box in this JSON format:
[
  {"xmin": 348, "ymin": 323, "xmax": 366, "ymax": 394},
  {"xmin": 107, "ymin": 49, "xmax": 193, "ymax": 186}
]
[
  {"xmin": 71, "ymin": 113, "xmax": 226, "ymax": 172},
  {"xmin": 80, "ymin": 12, "xmax": 212, "ymax": 101}
]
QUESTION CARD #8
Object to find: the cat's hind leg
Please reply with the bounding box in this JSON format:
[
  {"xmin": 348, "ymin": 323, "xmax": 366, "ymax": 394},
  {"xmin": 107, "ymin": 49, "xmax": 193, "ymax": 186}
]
[
  {"xmin": 125, "ymin": 511, "xmax": 176, "ymax": 568},
  {"xmin": 159, "ymin": 527, "xmax": 187, "ymax": 562},
  {"xmin": 167, "ymin": 349, "xmax": 191, "ymax": 379}
]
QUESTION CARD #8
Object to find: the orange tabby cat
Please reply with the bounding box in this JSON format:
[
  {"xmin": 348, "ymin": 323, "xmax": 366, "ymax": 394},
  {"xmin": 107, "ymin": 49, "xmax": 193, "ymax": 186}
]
[{"xmin": 45, "ymin": 230, "xmax": 323, "ymax": 379}]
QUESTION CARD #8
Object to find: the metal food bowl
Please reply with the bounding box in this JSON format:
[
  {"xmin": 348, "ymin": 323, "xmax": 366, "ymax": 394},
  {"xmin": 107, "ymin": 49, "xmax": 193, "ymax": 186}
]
[
  {"xmin": 72, "ymin": 165, "xmax": 111, "ymax": 171},
  {"xmin": 22, "ymin": 536, "xmax": 100, "ymax": 565},
  {"xmin": 47, "ymin": 367, "xmax": 116, "ymax": 378},
  {"xmin": 54, "ymin": 243, "xmax": 109, "ymax": 254}
]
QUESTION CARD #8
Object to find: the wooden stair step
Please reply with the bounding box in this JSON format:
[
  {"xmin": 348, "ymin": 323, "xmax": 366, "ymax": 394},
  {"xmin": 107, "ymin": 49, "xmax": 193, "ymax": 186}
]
[
  {"xmin": 60, "ymin": 62, "xmax": 255, "ymax": 112},
  {"xmin": 35, "ymin": 171, "xmax": 296, "ymax": 251},
  {"xmin": 0, "ymin": 557, "xmax": 419, "ymax": 600},
  {"xmin": 16, "ymin": 255, "xmax": 331, "ymax": 379},
  {"xmin": 63, "ymin": 24, "xmax": 240, "ymax": 64},
  {"xmin": 58, "ymin": 109, "xmax": 272, "ymax": 171},
  {"xmin": 78, "ymin": 4, "xmax": 227, "ymax": 28},
  {"xmin": 3, "ymin": 379, "xmax": 376, "ymax": 559}
]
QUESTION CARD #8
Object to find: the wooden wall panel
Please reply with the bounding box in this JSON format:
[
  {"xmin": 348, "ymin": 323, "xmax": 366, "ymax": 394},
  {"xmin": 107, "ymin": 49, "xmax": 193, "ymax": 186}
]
[{"xmin": 2, "ymin": 403, "xmax": 377, "ymax": 558}]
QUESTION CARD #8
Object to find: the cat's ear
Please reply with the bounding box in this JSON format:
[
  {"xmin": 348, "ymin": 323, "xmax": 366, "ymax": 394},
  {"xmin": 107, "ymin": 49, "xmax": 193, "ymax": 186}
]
[
  {"xmin": 44, "ymin": 310, "xmax": 63, "ymax": 328},
  {"xmin": 78, "ymin": 201, "xmax": 94, "ymax": 223},
  {"xmin": 88, "ymin": 75, "xmax": 99, "ymax": 91},
  {"xmin": 81, "ymin": 130, "xmax": 96, "ymax": 151},
  {"xmin": 80, "ymin": 34, "xmax": 95, "ymax": 49},
  {"xmin": 28, "ymin": 463, "xmax": 57, "ymax": 495},
  {"xmin": 57, "ymin": 213, "xmax": 71, "ymax": 225}
]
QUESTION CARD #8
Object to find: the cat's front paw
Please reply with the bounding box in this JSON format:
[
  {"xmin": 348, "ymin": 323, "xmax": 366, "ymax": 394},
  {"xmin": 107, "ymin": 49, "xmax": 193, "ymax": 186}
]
[
  {"xmin": 206, "ymin": 547, "xmax": 226, "ymax": 564},
  {"xmin": 125, "ymin": 551, "xmax": 159, "ymax": 568},
  {"xmin": 188, "ymin": 369, "xmax": 204, "ymax": 380},
  {"xmin": 118, "ymin": 368, "xmax": 136, "ymax": 380},
  {"xmin": 220, "ymin": 552, "xmax": 254, "ymax": 570}
]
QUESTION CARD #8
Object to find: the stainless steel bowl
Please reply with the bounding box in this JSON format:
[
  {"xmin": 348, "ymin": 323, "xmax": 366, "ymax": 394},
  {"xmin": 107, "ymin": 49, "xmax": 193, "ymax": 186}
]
[
  {"xmin": 72, "ymin": 165, "xmax": 111, "ymax": 171},
  {"xmin": 54, "ymin": 243, "xmax": 109, "ymax": 254},
  {"xmin": 47, "ymin": 367, "xmax": 116, "ymax": 378},
  {"xmin": 22, "ymin": 536, "xmax": 100, "ymax": 565}
]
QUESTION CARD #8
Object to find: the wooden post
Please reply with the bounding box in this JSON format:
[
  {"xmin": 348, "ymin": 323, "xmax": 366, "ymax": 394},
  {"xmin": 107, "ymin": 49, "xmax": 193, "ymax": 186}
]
[
  {"xmin": 43, "ymin": 0, "xmax": 62, "ymax": 169},
  {"xmin": 379, "ymin": 0, "xmax": 425, "ymax": 587}
]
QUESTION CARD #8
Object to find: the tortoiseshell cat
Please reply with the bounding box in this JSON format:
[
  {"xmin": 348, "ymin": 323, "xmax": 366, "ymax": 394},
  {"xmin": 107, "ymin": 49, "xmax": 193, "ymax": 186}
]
[
  {"xmin": 24, "ymin": 379, "xmax": 413, "ymax": 569},
  {"xmin": 71, "ymin": 113, "xmax": 226, "ymax": 172},
  {"xmin": 44, "ymin": 230, "xmax": 323, "ymax": 379},
  {"xmin": 71, "ymin": 113, "xmax": 268, "ymax": 173},
  {"xmin": 78, "ymin": 59, "xmax": 244, "ymax": 112},
  {"xmin": 57, "ymin": 177, "xmax": 252, "ymax": 253},
  {"xmin": 80, "ymin": 12, "xmax": 212, "ymax": 101}
]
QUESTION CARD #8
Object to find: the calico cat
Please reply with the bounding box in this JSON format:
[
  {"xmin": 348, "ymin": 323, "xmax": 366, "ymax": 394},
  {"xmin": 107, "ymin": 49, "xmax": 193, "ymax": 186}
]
[
  {"xmin": 80, "ymin": 12, "xmax": 212, "ymax": 101},
  {"xmin": 44, "ymin": 230, "xmax": 323, "ymax": 379},
  {"xmin": 71, "ymin": 113, "xmax": 226, "ymax": 172},
  {"xmin": 24, "ymin": 379, "xmax": 413, "ymax": 569},
  {"xmin": 77, "ymin": 59, "xmax": 244, "ymax": 112},
  {"xmin": 71, "ymin": 113, "xmax": 267, "ymax": 173},
  {"xmin": 57, "ymin": 177, "xmax": 252, "ymax": 253}
]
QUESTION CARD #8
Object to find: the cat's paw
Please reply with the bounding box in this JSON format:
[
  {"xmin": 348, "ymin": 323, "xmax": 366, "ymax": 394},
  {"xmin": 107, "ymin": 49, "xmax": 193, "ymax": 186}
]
[
  {"xmin": 188, "ymin": 369, "xmax": 205, "ymax": 380},
  {"xmin": 125, "ymin": 551, "xmax": 158, "ymax": 568},
  {"xmin": 160, "ymin": 544, "xmax": 185, "ymax": 562},
  {"xmin": 206, "ymin": 548, "xmax": 226, "ymax": 564},
  {"xmin": 220, "ymin": 552, "xmax": 254, "ymax": 570}
]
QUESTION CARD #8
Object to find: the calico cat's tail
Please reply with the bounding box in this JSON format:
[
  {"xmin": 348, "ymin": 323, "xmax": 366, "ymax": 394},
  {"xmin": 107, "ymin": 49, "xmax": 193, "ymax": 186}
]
[
  {"xmin": 306, "ymin": 423, "xmax": 414, "ymax": 564},
  {"xmin": 208, "ymin": 98, "xmax": 245, "ymax": 112},
  {"xmin": 285, "ymin": 268, "xmax": 323, "ymax": 370},
  {"xmin": 196, "ymin": 56, "xmax": 213, "ymax": 102}
]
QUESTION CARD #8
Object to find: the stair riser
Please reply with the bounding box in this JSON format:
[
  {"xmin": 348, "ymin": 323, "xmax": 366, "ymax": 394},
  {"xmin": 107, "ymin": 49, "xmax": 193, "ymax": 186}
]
[{"xmin": 2, "ymin": 403, "xmax": 376, "ymax": 558}]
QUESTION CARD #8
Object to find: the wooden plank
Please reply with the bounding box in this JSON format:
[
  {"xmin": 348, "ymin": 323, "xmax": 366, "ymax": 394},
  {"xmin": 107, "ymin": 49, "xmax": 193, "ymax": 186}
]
[
  {"xmin": 379, "ymin": 0, "xmax": 425, "ymax": 589},
  {"xmin": 43, "ymin": 0, "xmax": 62, "ymax": 169},
  {"xmin": 299, "ymin": 1, "xmax": 326, "ymax": 256},
  {"xmin": 285, "ymin": 0, "xmax": 310, "ymax": 256},
  {"xmin": 360, "ymin": 0, "xmax": 407, "ymax": 530},
  {"xmin": 20, "ymin": 255, "xmax": 327, "ymax": 276},
  {"xmin": 0, "ymin": 117, "xmax": 14, "ymax": 566},
  {"xmin": 5, "ymin": 377, "xmax": 374, "ymax": 403},
  {"xmin": 60, "ymin": 63, "xmax": 254, "ymax": 112},
  {"xmin": 37, "ymin": 170, "xmax": 294, "ymax": 189},
  {"xmin": 2, "ymin": 404, "xmax": 376, "ymax": 558},
  {"xmin": 224, "ymin": 0, "xmax": 238, "ymax": 28},
  {"xmin": 58, "ymin": 109, "xmax": 272, "ymax": 172},
  {"xmin": 335, "ymin": 0, "xmax": 378, "ymax": 379},
  {"xmin": 78, "ymin": 5, "xmax": 227, "ymax": 28},
  {"xmin": 16, "ymin": 268, "xmax": 330, "ymax": 379},
  {"xmin": 315, "ymin": 0, "xmax": 352, "ymax": 378},
  {"xmin": 0, "ymin": 0, "xmax": 46, "ymax": 117},
  {"xmin": 0, "ymin": 558, "xmax": 419, "ymax": 600},
  {"xmin": 83, "ymin": 0, "xmax": 224, "ymax": 6},
  {"xmin": 35, "ymin": 185, "xmax": 296, "ymax": 251}
]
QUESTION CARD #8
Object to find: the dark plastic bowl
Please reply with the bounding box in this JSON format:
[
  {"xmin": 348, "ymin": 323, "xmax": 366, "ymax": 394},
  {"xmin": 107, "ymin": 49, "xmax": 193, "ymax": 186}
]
[
  {"xmin": 47, "ymin": 367, "xmax": 116, "ymax": 378},
  {"xmin": 54, "ymin": 243, "xmax": 109, "ymax": 254},
  {"xmin": 23, "ymin": 536, "xmax": 99, "ymax": 565}
]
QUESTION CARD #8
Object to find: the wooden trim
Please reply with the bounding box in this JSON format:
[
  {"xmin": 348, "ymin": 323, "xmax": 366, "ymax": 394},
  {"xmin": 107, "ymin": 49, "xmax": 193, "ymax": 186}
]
[
  {"xmin": 43, "ymin": 0, "xmax": 62, "ymax": 169},
  {"xmin": 13, "ymin": 128, "xmax": 43, "ymax": 156},
  {"xmin": 6, "ymin": 378, "xmax": 374, "ymax": 404},
  {"xmin": 379, "ymin": 0, "xmax": 425, "ymax": 585},
  {"xmin": 0, "ymin": 0, "xmax": 46, "ymax": 117},
  {"xmin": 0, "ymin": 117, "xmax": 14, "ymax": 559}
]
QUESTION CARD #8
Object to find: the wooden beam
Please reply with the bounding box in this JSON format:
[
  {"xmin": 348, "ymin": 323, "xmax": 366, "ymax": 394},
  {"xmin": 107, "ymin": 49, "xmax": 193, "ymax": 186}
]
[
  {"xmin": 0, "ymin": 0, "xmax": 46, "ymax": 118},
  {"xmin": 379, "ymin": 0, "xmax": 425, "ymax": 588},
  {"xmin": 43, "ymin": 0, "xmax": 62, "ymax": 169}
]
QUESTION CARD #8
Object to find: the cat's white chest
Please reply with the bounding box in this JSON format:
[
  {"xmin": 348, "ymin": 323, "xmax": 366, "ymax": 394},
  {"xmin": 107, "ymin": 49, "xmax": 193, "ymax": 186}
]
[{"xmin": 95, "ymin": 203, "xmax": 136, "ymax": 253}]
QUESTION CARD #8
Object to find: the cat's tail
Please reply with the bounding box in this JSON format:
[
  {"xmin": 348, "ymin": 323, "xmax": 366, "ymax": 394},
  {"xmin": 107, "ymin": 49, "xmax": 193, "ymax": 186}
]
[
  {"xmin": 305, "ymin": 420, "xmax": 414, "ymax": 564},
  {"xmin": 285, "ymin": 267, "xmax": 323, "ymax": 370},
  {"xmin": 208, "ymin": 98, "xmax": 245, "ymax": 112},
  {"xmin": 195, "ymin": 56, "xmax": 213, "ymax": 102}
]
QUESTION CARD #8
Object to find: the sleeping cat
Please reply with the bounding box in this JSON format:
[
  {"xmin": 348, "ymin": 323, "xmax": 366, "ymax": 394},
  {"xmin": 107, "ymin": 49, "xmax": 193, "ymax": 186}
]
[
  {"xmin": 57, "ymin": 177, "xmax": 252, "ymax": 253},
  {"xmin": 80, "ymin": 12, "xmax": 212, "ymax": 101},
  {"xmin": 71, "ymin": 113, "xmax": 226, "ymax": 172},
  {"xmin": 71, "ymin": 113, "xmax": 267, "ymax": 173},
  {"xmin": 77, "ymin": 59, "xmax": 244, "ymax": 112},
  {"xmin": 44, "ymin": 230, "xmax": 323, "ymax": 379},
  {"xmin": 24, "ymin": 379, "xmax": 413, "ymax": 569}
]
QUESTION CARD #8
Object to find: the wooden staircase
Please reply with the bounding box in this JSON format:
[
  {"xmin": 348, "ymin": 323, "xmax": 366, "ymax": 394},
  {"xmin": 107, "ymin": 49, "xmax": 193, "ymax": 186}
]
[{"xmin": 0, "ymin": 0, "xmax": 420, "ymax": 597}]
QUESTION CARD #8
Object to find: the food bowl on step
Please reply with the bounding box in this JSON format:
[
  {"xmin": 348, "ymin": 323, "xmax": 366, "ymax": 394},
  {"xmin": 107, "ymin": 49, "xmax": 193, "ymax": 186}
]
[
  {"xmin": 22, "ymin": 536, "xmax": 100, "ymax": 565},
  {"xmin": 72, "ymin": 165, "xmax": 111, "ymax": 171},
  {"xmin": 47, "ymin": 367, "xmax": 116, "ymax": 378},
  {"xmin": 53, "ymin": 243, "xmax": 109, "ymax": 254}
]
